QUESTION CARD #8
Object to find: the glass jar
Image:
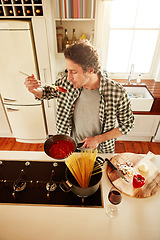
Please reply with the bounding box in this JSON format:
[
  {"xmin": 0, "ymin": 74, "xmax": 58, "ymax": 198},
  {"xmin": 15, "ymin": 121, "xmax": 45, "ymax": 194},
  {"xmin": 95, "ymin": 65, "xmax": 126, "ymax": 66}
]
[{"xmin": 57, "ymin": 34, "xmax": 63, "ymax": 52}]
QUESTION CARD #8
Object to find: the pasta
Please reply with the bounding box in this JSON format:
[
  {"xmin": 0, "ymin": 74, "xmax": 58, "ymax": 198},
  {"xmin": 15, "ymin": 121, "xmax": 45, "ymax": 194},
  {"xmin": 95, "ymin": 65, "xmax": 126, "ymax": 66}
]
[{"xmin": 65, "ymin": 149, "xmax": 98, "ymax": 188}]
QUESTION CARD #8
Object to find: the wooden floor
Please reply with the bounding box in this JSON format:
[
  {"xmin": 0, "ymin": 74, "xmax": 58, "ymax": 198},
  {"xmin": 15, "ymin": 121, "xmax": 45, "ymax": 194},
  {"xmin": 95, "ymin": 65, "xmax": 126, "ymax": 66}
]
[{"xmin": 0, "ymin": 137, "xmax": 160, "ymax": 154}]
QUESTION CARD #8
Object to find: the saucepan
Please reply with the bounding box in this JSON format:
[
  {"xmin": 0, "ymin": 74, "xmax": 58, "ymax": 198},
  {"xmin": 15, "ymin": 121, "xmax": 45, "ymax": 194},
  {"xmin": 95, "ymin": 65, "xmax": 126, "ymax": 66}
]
[
  {"xmin": 44, "ymin": 134, "xmax": 84, "ymax": 160},
  {"xmin": 59, "ymin": 158, "xmax": 105, "ymax": 198}
]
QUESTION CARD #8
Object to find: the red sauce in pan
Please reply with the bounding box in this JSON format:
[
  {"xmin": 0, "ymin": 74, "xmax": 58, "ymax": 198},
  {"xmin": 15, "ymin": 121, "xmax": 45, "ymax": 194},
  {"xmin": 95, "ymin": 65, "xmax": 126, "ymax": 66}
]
[{"xmin": 49, "ymin": 140, "xmax": 75, "ymax": 159}]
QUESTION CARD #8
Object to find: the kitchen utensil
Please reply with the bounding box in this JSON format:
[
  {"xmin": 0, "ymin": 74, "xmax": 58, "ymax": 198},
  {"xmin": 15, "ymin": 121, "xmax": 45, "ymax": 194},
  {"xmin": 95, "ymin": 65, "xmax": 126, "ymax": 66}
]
[
  {"xmin": 44, "ymin": 134, "xmax": 84, "ymax": 160},
  {"xmin": 96, "ymin": 156, "xmax": 129, "ymax": 182},
  {"xmin": 60, "ymin": 160, "xmax": 102, "ymax": 198},
  {"xmin": 46, "ymin": 170, "xmax": 57, "ymax": 200},
  {"xmin": 107, "ymin": 152, "xmax": 160, "ymax": 198},
  {"xmin": 19, "ymin": 71, "xmax": 67, "ymax": 93},
  {"xmin": 106, "ymin": 158, "xmax": 129, "ymax": 182},
  {"xmin": 12, "ymin": 169, "xmax": 26, "ymax": 199}
]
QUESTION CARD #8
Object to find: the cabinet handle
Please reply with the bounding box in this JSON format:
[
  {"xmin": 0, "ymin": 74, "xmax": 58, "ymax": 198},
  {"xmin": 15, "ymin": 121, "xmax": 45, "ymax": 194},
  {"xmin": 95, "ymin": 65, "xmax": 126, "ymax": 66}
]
[
  {"xmin": 43, "ymin": 68, "xmax": 51, "ymax": 108},
  {"xmin": 6, "ymin": 107, "xmax": 19, "ymax": 111},
  {"xmin": 4, "ymin": 97, "xmax": 16, "ymax": 102}
]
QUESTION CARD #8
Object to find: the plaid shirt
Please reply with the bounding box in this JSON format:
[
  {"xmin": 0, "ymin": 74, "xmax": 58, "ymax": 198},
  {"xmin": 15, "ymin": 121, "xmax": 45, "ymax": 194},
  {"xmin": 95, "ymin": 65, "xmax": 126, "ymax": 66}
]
[{"xmin": 40, "ymin": 71, "xmax": 134, "ymax": 153}]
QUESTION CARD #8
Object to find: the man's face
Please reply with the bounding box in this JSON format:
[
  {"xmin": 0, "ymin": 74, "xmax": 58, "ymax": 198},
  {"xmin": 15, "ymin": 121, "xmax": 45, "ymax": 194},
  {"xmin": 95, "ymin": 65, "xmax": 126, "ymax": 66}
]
[{"xmin": 66, "ymin": 59, "xmax": 90, "ymax": 88}]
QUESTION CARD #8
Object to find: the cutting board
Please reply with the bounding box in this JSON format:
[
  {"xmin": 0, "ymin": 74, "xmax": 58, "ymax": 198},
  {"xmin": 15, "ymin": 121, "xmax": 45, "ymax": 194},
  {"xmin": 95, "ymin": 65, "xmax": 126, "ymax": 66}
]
[{"xmin": 107, "ymin": 152, "xmax": 160, "ymax": 198}]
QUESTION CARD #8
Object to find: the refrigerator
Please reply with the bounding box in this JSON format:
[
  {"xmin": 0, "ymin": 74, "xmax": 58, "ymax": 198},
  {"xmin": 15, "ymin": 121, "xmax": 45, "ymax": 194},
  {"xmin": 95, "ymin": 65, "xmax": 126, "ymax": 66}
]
[{"xmin": 0, "ymin": 20, "xmax": 47, "ymax": 143}]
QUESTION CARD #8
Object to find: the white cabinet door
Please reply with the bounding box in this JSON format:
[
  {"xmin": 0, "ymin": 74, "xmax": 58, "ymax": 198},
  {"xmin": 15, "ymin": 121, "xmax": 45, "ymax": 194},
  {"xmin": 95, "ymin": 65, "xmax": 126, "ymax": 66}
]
[
  {"xmin": 118, "ymin": 115, "xmax": 160, "ymax": 141},
  {"xmin": 4, "ymin": 104, "xmax": 46, "ymax": 143},
  {"xmin": 32, "ymin": 18, "xmax": 57, "ymax": 135}
]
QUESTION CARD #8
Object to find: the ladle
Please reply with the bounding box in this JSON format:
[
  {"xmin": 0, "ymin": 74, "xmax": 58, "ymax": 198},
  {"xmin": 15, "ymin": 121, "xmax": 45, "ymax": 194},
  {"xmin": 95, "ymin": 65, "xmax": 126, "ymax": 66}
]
[
  {"xmin": 12, "ymin": 169, "xmax": 26, "ymax": 199},
  {"xmin": 46, "ymin": 170, "xmax": 57, "ymax": 200}
]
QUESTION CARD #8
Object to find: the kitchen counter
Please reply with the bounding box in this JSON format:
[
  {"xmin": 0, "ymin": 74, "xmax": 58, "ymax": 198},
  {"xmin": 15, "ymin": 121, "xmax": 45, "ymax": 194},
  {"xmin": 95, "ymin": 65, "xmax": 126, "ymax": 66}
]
[{"xmin": 0, "ymin": 151, "xmax": 160, "ymax": 240}]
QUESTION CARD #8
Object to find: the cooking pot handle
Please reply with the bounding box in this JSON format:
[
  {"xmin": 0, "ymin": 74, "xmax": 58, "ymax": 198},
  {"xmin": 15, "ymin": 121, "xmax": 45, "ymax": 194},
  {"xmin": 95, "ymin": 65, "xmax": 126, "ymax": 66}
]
[
  {"xmin": 76, "ymin": 142, "xmax": 84, "ymax": 148},
  {"xmin": 59, "ymin": 180, "xmax": 72, "ymax": 193},
  {"xmin": 96, "ymin": 156, "xmax": 106, "ymax": 166}
]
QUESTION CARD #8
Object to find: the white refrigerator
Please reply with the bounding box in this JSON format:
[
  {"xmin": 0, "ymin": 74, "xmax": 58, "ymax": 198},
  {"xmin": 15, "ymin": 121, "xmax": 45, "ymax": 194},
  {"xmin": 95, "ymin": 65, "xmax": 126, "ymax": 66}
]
[{"xmin": 0, "ymin": 20, "xmax": 47, "ymax": 143}]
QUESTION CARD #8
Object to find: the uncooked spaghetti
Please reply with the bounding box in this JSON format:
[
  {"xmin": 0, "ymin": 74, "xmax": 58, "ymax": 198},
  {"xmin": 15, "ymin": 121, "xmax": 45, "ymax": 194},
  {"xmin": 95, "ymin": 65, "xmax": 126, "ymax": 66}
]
[{"xmin": 65, "ymin": 149, "xmax": 98, "ymax": 188}]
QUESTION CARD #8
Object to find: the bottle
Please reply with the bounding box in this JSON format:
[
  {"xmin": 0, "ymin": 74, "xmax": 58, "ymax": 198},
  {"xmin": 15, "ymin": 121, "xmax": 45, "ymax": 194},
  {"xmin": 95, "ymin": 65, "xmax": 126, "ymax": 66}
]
[
  {"xmin": 0, "ymin": 7, "xmax": 4, "ymax": 16},
  {"xmin": 72, "ymin": 29, "xmax": 76, "ymax": 44},
  {"xmin": 8, "ymin": 8, "xmax": 14, "ymax": 16},
  {"xmin": 23, "ymin": 0, "xmax": 31, "ymax": 4},
  {"xmin": 3, "ymin": 0, "xmax": 11, "ymax": 3},
  {"xmin": 57, "ymin": 34, "xmax": 63, "ymax": 52},
  {"xmin": 33, "ymin": 0, "xmax": 42, "ymax": 3},
  {"xmin": 25, "ymin": 7, "xmax": 32, "ymax": 16},
  {"xmin": 56, "ymin": 26, "xmax": 63, "ymax": 52},
  {"xmin": 89, "ymin": 29, "xmax": 94, "ymax": 45},
  {"xmin": 14, "ymin": 0, "xmax": 22, "ymax": 3},
  {"xmin": 15, "ymin": 7, "xmax": 23, "ymax": 16},
  {"xmin": 63, "ymin": 29, "xmax": 69, "ymax": 50},
  {"xmin": 35, "ymin": 7, "xmax": 43, "ymax": 15}
]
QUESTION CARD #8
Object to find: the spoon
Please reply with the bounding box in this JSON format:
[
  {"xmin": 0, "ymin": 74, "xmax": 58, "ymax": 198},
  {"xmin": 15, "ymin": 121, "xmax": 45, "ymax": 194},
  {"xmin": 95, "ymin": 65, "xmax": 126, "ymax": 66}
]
[{"xmin": 19, "ymin": 71, "xmax": 67, "ymax": 93}]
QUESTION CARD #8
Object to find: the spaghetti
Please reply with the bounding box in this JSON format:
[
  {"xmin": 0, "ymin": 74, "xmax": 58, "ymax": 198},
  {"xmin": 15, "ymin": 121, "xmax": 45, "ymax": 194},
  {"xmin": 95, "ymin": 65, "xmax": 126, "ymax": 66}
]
[{"xmin": 65, "ymin": 149, "xmax": 98, "ymax": 188}]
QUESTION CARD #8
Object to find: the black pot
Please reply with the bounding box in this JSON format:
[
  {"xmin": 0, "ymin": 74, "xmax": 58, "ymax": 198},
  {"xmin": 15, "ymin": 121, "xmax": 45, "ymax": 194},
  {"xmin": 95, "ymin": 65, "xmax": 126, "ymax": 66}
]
[
  {"xmin": 44, "ymin": 134, "xmax": 83, "ymax": 160},
  {"xmin": 60, "ymin": 161, "xmax": 102, "ymax": 198}
]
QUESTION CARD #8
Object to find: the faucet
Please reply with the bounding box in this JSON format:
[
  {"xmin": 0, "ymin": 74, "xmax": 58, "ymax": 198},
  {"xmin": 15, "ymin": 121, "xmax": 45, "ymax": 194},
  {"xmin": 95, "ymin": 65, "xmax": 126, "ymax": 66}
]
[{"xmin": 128, "ymin": 64, "xmax": 135, "ymax": 84}]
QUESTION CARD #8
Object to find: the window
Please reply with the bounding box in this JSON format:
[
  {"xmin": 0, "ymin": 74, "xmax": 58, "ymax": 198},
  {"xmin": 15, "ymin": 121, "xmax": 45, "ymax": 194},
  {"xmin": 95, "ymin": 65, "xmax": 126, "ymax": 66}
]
[{"xmin": 101, "ymin": 0, "xmax": 160, "ymax": 79}]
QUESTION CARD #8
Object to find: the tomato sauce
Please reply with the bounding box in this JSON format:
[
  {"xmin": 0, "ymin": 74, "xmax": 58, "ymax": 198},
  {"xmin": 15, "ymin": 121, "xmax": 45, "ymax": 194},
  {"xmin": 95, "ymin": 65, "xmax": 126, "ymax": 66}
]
[
  {"xmin": 56, "ymin": 86, "xmax": 67, "ymax": 93},
  {"xmin": 49, "ymin": 140, "xmax": 75, "ymax": 159}
]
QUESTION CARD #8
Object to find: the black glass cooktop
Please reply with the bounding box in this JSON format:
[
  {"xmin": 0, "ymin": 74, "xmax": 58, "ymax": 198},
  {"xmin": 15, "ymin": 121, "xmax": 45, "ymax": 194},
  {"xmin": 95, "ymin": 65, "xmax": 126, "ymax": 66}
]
[{"xmin": 0, "ymin": 160, "xmax": 103, "ymax": 207}]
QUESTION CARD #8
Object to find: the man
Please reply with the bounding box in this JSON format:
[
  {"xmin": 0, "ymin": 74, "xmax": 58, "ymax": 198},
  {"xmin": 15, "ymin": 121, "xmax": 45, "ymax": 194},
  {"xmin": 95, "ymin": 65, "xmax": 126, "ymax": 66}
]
[{"xmin": 24, "ymin": 40, "xmax": 134, "ymax": 153}]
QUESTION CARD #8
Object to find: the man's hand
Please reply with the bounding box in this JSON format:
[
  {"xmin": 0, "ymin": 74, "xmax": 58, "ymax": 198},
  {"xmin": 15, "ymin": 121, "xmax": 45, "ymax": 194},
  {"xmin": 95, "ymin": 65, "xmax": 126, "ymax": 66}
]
[
  {"xmin": 81, "ymin": 136, "xmax": 99, "ymax": 149},
  {"xmin": 24, "ymin": 74, "xmax": 43, "ymax": 98}
]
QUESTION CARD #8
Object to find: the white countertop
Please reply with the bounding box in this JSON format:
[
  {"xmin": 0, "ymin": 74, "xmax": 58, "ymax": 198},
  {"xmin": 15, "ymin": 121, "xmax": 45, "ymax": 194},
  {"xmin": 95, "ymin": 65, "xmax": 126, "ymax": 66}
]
[{"xmin": 0, "ymin": 151, "xmax": 160, "ymax": 240}]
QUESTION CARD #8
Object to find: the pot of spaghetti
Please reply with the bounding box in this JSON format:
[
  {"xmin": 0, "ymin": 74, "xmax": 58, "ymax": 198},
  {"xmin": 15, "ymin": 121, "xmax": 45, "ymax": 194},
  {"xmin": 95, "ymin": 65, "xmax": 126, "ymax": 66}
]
[
  {"xmin": 44, "ymin": 134, "xmax": 83, "ymax": 160},
  {"xmin": 59, "ymin": 150, "xmax": 102, "ymax": 197}
]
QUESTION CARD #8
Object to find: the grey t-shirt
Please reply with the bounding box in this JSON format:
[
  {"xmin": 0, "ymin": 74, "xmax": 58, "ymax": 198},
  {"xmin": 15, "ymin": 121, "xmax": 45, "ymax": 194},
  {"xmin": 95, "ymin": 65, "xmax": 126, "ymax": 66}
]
[{"xmin": 71, "ymin": 88, "xmax": 101, "ymax": 144}]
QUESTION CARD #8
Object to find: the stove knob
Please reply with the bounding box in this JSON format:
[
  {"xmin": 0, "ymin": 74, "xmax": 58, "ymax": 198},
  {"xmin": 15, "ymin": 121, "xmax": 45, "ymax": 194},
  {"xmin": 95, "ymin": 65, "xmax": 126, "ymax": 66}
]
[
  {"xmin": 47, "ymin": 192, "xmax": 50, "ymax": 200},
  {"xmin": 36, "ymin": 181, "xmax": 39, "ymax": 187},
  {"xmin": 25, "ymin": 161, "xmax": 30, "ymax": 167},
  {"xmin": 30, "ymin": 180, "xmax": 34, "ymax": 188},
  {"xmin": 53, "ymin": 162, "xmax": 58, "ymax": 167},
  {"xmin": 12, "ymin": 192, "xmax": 16, "ymax": 199}
]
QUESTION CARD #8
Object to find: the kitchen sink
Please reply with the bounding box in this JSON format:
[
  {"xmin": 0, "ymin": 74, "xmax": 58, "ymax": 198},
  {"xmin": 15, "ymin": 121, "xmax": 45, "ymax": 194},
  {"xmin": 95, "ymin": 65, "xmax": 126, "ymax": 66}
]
[{"xmin": 123, "ymin": 85, "xmax": 154, "ymax": 111}]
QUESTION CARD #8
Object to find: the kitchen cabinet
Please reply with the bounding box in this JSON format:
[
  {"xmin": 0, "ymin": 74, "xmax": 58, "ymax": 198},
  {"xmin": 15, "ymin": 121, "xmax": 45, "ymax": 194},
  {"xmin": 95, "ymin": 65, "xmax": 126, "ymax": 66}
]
[
  {"xmin": 118, "ymin": 115, "xmax": 160, "ymax": 141},
  {"xmin": 52, "ymin": 0, "xmax": 96, "ymax": 61},
  {"xmin": 32, "ymin": 17, "xmax": 57, "ymax": 136}
]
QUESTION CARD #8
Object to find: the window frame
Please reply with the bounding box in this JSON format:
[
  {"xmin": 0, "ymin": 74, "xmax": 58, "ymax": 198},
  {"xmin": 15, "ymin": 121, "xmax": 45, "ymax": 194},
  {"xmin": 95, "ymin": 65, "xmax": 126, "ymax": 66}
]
[{"xmin": 95, "ymin": 0, "xmax": 160, "ymax": 81}]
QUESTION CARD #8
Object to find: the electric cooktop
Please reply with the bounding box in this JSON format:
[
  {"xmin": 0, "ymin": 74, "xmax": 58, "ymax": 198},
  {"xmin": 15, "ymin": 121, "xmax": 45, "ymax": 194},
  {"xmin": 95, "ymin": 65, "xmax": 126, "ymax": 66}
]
[{"xmin": 0, "ymin": 160, "xmax": 103, "ymax": 207}]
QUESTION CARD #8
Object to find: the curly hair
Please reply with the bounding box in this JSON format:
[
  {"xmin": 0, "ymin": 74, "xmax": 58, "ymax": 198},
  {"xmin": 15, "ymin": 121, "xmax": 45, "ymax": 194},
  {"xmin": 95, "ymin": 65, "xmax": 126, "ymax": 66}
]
[{"xmin": 64, "ymin": 40, "xmax": 101, "ymax": 73}]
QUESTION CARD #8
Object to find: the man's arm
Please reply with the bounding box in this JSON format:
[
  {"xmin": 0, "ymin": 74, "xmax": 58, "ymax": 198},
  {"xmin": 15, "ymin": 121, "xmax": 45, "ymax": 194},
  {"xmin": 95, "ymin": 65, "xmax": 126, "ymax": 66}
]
[{"xmin": 81, "ymin": 128, "xmax": 123, "ymax": 149}]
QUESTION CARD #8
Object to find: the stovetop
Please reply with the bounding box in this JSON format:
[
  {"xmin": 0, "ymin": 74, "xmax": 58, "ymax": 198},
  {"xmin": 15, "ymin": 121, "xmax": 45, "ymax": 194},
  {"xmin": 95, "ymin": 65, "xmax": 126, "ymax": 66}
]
[{"xmin": 0, "ymin": 160, "xmax": 103, "ymax": 207}]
